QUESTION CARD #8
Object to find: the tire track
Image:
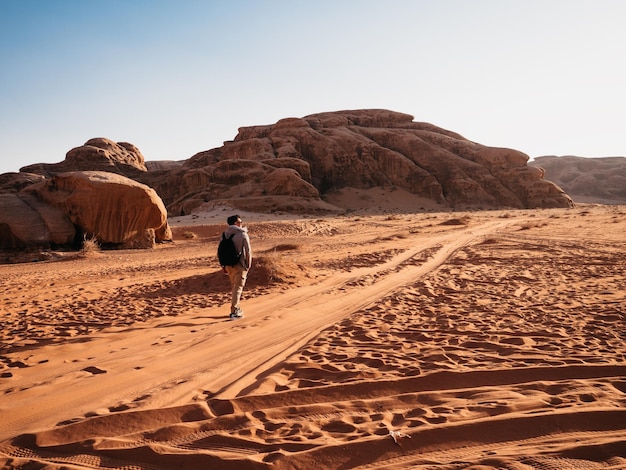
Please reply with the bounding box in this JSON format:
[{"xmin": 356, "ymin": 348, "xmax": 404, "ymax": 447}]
[{"xmin": 0, "ymin": 220, "xmax": 509, "ymax": 446}]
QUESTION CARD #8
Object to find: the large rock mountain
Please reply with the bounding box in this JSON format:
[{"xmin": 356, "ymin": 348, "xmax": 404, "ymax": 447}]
[{"xmin": 145, "ymin": 109, "xmax": 573, "ymax": 214}]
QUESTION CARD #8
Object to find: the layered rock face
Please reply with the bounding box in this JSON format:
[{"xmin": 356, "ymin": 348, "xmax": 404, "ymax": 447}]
[
  {"xmin": 0, "ymin": 172, "xmax": 171, "ymax": 250},
  {"xmin": 152, "ymin": 158, "xmax": 321, "ymax": 215},
  {"xmin": 30, "ymin": 171, "xmax": 171, "ymax": 247},
  {"xmin": 0, "ymin": 193, "xmax": 75, "ymax": 250},
  {"xmin": 157, "ymin": 109, "xmax": 572, "ymax": 214},
  {"xmin": 0, "ymin": 172, "xmax": 45, "ymax": 193},
  {"xmin": 531, "ymin": 156, "xmax": 626, "ymax": 203}
]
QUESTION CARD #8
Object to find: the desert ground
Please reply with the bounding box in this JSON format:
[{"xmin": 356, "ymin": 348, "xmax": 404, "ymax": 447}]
[{"xmin": 0, "ymin": 201, "xmax": 625, "ymax": 469}]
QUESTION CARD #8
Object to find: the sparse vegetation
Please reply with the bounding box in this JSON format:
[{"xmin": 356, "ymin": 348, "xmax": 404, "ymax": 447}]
[
  {"xmin": 81, "ymin": 235, "xmax": 100, "ymax": 255},
  {"xmin": 266, "ymin": 243, "xmax": 301, "ymax": 252},
  {"xmin": 439, "ymin": 215, "xmax": 471, "ymax": 226},
  {"xmin": 253, "ymin": 252, "xmax": 299, "ymax": 284}
]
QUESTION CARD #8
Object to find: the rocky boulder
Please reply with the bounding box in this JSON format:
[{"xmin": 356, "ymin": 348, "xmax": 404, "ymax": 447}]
[
  {"xmin": 531, "ymin": 156, "xmax": 626, "ymax": 204},
  {"xmin": 20, "ymin": 171, "xmax": 171, "ymax": 249},
  {"xmin": 0, "ymin": 193, "xmax": 76, "ymax": 250},
  {"xmin": 156, "ymin": 109, "xmax": 572, "ymax": 213},
  {"xmin": 20, "ymin": 138, "xmax": 148, "ymax": 178}
]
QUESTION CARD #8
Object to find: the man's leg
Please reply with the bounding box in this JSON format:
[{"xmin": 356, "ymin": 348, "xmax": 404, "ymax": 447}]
[{"xmin": 227, "ymin": 264, "xmax": 248, "ymax": 315}]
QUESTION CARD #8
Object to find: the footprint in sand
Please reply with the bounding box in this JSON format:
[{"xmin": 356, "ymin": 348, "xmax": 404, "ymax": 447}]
[{"xmin": 82, "ymin": 366, "xmax": 107, "ymax": 375}]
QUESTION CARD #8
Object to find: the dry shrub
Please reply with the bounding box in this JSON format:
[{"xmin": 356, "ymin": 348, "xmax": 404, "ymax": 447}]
[
  {"xmin": 250, "ymin": 251, "xmax": 306, "ymax": 286},
  {"xmin": 81, "ymin": 235, "xmax": 100, "ymax": 256},
  {"xmin": 439, "ymin": 215, "xmax": 471, "ymax": 226},
  {"xmin": 265, "ymin": 243, "xmax": 301, "ymax": 253},
  {"xmin": 182, "ymin": 231, "xmax": 197, "ymax": 239},
  {"xmin": 376, "ymin": 232, "xmax": 409, "ymax": 242}
]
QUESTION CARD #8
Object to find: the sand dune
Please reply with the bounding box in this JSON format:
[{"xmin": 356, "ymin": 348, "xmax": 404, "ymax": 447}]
[{"xmin": 1, "ymin": 205, "xmax": 625, "ymax": 469}]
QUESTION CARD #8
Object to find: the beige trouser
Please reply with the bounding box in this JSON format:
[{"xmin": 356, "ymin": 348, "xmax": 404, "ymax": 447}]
[{"xmin": 225, "ymin": 263, "xmax": 248, "ymax": 313}]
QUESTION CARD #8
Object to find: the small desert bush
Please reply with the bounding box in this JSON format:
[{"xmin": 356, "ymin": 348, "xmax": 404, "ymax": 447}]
[
  {"xmin": 266, "ymin": 243, "xmax": 301, "ymax": 252},
  {"xmin": 254, "ymin": 252, "xmax": 296, "ymax": 284},
  {"xmin": 439, "ymin": 215, "xmax": 471, "ymax": 226},
  {"xmin": 182, "ymin": 231, "xmax": 197, "ymax": 239},
  {"xmin": 518, "ymin": 222, "xmax": 541, "ymax": 231},
  {"xmin": 81, "ymin": 235, "xmax": 100, "ymax": 255},
  {"xmin": 377, "ymin": 232, "xmax": 410, "ymax": 242}
]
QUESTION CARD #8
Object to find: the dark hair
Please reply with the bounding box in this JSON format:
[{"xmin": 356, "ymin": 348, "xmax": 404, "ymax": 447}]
[{"xmin": 227, "ymin": 215, "xmax": 240, "ymax": 225}]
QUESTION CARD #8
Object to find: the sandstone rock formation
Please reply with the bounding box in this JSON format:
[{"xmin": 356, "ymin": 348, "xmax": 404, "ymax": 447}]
[
  {"xmin": 0, "ymin": 172, "xmax": 45, "ymax": 193},
  {"xmin": 0, "ymin": 193, "xmax": 75, "ymax": 250},
  {"xmin": 531, "ymin": 156, "xmax": 626, "ymax": 204},
  {"xmin": 1, "ymin": 110, "xmax": 575, "ymax": 230},
  {"xmin": 20, "ymin": 138, "xmax": 148, "ymax": 178},
  {"xmin": 153, "ymin": 158, "xmax": 322, "ymax": 215},
  {"xmin": 154, "ymin": 109, "xmax": 573, "ymax": 214},
  {"xmin": 0, "ymin": 171, "xmax": 171, "ymax": 250},
  {"xmin": 31, "ymin": 171, "xmax": 171, "ymax": 247}
]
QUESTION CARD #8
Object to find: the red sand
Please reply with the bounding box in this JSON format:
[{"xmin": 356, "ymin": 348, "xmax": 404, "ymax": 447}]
[{"xmin": 1, "ymin": 203, "xmax": 625, "ymax": 469}]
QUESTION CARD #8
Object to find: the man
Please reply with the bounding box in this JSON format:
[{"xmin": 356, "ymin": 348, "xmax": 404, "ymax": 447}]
[{"xmin": 221, "ymin": 214, "xmax": 252, "ymax": 319}]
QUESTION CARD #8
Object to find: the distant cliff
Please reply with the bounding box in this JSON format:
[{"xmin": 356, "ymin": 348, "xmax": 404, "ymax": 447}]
[{"xmin": 531, "ymin": 156, "xmax": 626, "ymax": 204}]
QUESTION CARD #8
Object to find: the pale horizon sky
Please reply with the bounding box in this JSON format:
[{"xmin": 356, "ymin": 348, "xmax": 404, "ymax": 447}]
[{"xmin": 1, "ymin": 0, "xmax": 625, "ymax": 175}]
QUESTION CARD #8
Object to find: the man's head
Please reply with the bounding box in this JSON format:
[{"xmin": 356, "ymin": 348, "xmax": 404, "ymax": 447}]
[{"xmin": 227, "ymin": 215, "xmax": 242, "ymax": 226}]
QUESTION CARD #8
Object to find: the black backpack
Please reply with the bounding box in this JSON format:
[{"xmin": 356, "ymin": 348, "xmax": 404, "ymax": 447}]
[{"xmin": 217, "ymin": 233, "xmax": 242, "ymax": 267}]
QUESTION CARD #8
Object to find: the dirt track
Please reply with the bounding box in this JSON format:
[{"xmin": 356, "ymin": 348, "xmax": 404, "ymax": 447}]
[{"xmin": 1, "ymin": 206, "xmax": 625, "ymax": 469}]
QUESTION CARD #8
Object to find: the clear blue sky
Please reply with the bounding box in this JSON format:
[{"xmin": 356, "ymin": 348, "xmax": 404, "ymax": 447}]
[{"xmin": 1, "ymin": 0, "xmax": 625, "ymax": 174}]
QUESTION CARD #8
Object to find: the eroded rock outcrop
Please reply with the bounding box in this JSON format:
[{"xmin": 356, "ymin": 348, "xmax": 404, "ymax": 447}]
[
  {"xmin": 156, "ymin": 109, "xmax": 573, "ymax": 213},
  {"xmin": 0, "ymin": 172, "xmax": 45, "ymax": 194},
  {"xmin": 152, "ymin": 157, "xmax": 321, "ymax": 215},
  {"xmin": 20, "ymin": 171, "xmax": 171, "ymax": 248},
  {"xmin": 20, "ymin": 138, "xmax": 148, "ymax": 178},
  {"xmin": 0, "ymin": 193, "xmax": 75, "ymax": 250}
]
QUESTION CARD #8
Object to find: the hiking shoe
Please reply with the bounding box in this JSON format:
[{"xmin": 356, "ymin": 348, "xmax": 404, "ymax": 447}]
[{"xmin": 230, "ymin": 310, "xmax": 244, "ymax": 319}]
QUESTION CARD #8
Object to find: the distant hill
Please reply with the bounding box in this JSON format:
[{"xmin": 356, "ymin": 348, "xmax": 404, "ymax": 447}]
[
  {"xmin": 3, "ymin": 110, "xmax": 574, "ymax": 217},
  {"xmin": 530, "ymin": 156, "xmax": 626, "ymax": 204}
]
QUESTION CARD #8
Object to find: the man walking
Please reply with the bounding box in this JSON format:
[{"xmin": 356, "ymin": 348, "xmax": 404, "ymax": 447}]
[{"xmin": 221, "ymin": 215, "xmax": 252, "ymax": 319}]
